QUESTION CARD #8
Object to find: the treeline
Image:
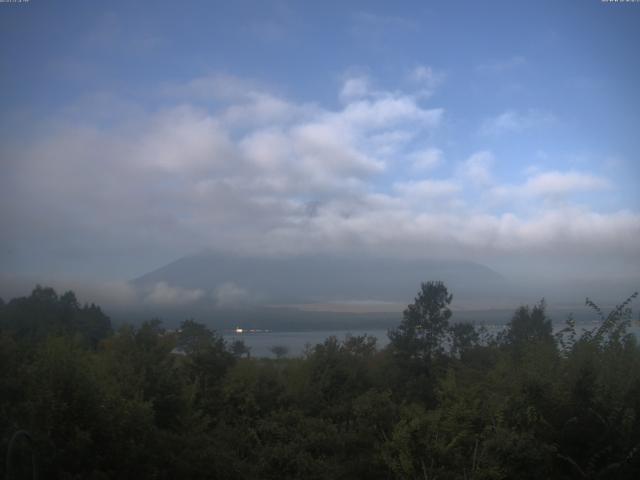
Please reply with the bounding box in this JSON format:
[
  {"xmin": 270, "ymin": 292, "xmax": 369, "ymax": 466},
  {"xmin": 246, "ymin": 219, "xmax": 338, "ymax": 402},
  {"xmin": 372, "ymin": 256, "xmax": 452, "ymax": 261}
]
[{"xmin": 1, "ymin": 283, "xmax": 640, "ymax": 479}]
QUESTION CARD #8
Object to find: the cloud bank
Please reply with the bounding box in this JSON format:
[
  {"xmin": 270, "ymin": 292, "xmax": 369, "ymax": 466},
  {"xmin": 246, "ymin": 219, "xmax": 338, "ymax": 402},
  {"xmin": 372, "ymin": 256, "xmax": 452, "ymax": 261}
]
[{"xmin": 0, "ymin": 72, "xmax": 638, "ymax": 288}]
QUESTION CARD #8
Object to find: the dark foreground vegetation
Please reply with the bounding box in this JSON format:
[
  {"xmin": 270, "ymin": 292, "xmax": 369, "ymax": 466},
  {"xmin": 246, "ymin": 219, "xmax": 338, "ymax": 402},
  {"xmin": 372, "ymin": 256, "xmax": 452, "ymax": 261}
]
[{"xmin": 1, "ymin": 283, "xmax": 640, "ymax": 479}]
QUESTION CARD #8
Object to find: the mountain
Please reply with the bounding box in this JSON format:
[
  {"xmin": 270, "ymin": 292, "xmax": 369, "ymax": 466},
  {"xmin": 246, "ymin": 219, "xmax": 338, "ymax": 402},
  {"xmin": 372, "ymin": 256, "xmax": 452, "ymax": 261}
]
[
  {"xmin": 133, "ymin": 252, "xmax": 508, "ymax": 307},
  {"xmin": 129, "ymin": 253, "xmax": 625, "ymax": 331}
]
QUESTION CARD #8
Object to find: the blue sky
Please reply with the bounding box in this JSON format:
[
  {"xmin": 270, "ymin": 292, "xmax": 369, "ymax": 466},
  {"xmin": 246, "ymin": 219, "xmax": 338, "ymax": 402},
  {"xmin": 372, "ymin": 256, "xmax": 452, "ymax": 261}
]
[{"xmin": 0, "ymin": 0, "xmax": 639, "ymax": 304}]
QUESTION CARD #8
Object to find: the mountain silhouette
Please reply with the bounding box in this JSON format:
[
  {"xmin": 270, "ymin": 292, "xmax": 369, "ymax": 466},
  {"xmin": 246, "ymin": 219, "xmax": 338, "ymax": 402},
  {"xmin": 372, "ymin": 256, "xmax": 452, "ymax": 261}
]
[{"xmin": 134, "ymin": 252, "xmax": 507, "ymax": 306}]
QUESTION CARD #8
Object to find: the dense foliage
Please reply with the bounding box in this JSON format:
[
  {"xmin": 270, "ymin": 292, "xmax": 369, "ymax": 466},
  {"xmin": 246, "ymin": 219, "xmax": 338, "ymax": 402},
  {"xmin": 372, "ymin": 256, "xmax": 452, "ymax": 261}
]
[{"xmin": 1, "ymin": 283, "xmax": 639, "ymax": 479}]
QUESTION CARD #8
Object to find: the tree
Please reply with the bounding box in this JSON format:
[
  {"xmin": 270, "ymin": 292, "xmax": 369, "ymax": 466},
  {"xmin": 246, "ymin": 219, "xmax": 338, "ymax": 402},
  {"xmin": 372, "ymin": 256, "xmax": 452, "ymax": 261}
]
[
  {"xmin": 177, "ymin": 319, "xmax": 234, "ymax": 416},
  {"xmin": 449, "ymin": 322, "xmax": 479, "ymax": 359},
  {"xmin": 388, "ymin": 281, "xmax": 452, "ymax": 361},
  {"xmin": 501, "ymin": 300, "xmax": 553, "ymax": 350},
  {"xmin": 177, "ymin": 319, "xmax": 224, "ymax": 355},
  {"xmin": 270, "ymin": 345, "xmax": 289, "ymax": 359},
  {"xmin": 0, "ymin": 286, "xmax": 111, "ymax": 346},
  {"xmin": 231, "ymin": 339, "xmax": 251, "ymax": 358}
]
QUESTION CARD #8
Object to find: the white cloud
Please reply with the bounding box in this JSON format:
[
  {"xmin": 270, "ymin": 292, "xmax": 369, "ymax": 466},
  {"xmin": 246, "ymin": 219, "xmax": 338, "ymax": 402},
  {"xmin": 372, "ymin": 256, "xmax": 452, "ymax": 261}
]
[
  {"xmin": 410, "ymin": 148, "xmax": 443, "ymax": 171},
  {"xmin": 1, "ymin": 72, "xmax": 638, "ymax": 286},
  {"xmin": 134, "ymin": 106, "xmax": 236, "ymax": 173},
  {"xmin": 459, "ymin": 151, "xmax": 494, "ymax": 186},
  {"xmin": 523, "ymin": 171, "xmax": 610, "ymax": 196},
  {"xmin": 491, "ymin": 170, "xmax": 611, "ymax": 200},
  {"xmin": 338, "ymin": 96, "xmax": 443, "ymax": 131},
  {"xmin": 145, "ymin": 282, "xmax": 204, "ymax": 305},
  {"xmin": 214, "ymin": 282, "xmax": 253, "ymax": 307},
  {"xmin": 369, "ymin": 130, "xmax": 415, "ymax": 156},
  {"xmin": 340, "ymin": 76, "xmax": 371, "ymax": 101},
  {"xmin": 240, "ymin": 128, "xmax": 291, "ymax": 171},
  {"xmin": 408, "ymin": 65, "xmax": 445, "ymax": 97},
  {"xmin": 394, "ymin": 179, "xmax": 461, "ymax": 199},
  {"xmin": 293, "ymin": 121, "xmax": 385, "ymax": 178},
  {"xmin": 159, "ymin": 73, "xmax": 263, "ymax": 102},
  {"xmin": 2, "ymin": 74, "xmax": 447, "ymax": 271},
  {"xmin": 254, "ymin": 204, "xmax": 640, "ymax": 262},
  {"xmin": 410, "ymin": 65, "xmax": 440, "ymax": 85},
  {"xmin": 480, "ymin": 109, "xmax": 555, "ymax": 136},
  {"xmin": 222, "ymin": 92, "xmax": 310, "ymax": 126}
]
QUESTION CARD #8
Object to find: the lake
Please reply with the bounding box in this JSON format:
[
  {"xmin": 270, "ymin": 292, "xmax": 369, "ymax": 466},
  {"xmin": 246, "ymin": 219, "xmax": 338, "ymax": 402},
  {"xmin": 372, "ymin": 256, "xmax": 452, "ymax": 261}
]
[{"xmin": 224, "ymin": 322, "xmax": 640, "ymax": 358}]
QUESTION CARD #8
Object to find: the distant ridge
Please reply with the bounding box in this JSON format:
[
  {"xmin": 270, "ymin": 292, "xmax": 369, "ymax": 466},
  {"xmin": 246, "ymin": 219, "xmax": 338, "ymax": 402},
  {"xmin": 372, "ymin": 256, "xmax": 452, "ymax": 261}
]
[{"xmin": 133, "ymin": 252, "xmax": 507, "ymax": 305}]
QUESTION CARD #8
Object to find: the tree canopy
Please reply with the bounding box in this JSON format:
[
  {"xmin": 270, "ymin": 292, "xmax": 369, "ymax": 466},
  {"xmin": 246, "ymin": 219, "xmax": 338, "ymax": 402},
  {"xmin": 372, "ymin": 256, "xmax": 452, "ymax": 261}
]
[
  {"xmin": 388, "ymin": 280, "xmax": 452, "ymax": 361},
  {"xmin": 1, "ymin": 284, "xmax": 639, "ymax": 479}
]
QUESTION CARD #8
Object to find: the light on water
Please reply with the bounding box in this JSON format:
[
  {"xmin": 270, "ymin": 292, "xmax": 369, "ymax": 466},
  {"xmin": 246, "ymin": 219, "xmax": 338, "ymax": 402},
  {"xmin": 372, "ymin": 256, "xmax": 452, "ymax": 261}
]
[{"xmin": 226, "ymin": 322, "xmax": 640, "ymax": 358}]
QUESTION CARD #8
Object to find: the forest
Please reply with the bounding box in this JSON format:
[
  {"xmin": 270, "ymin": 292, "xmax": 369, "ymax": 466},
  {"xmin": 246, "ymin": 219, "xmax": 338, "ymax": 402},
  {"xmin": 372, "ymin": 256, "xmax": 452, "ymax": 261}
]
[{"xmin": 1, "ymin": 282, "xmax": 639, "ymax": 479}]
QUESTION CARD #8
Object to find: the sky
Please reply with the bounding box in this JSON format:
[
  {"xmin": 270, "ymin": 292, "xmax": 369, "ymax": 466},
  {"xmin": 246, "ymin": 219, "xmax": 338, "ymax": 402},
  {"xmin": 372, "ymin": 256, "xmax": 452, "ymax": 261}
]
[{"xmin": 0, "ymin": 0, "xmax": 639, "ymax": 307}]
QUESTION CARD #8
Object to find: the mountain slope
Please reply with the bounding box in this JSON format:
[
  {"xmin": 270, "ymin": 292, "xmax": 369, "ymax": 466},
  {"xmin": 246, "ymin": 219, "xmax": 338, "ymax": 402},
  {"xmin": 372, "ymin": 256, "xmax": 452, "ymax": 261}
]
[{"xmin": 134, "ymin": 252, "xmax": 507, "ymax": 305}]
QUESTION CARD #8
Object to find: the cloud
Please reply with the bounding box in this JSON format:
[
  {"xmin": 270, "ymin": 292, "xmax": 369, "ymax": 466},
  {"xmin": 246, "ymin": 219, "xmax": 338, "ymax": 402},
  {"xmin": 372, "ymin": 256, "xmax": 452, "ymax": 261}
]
[
  {"xmin": 369, "ymin": 130, "xmax": 415, "ymax": 156},
  {"xmin": 408, "ymin": 65, "xmax": 445, "ymax": 97},
  {"xmin": 409, "ymin": 66, "xmax": 443, "ymax": 86},
  {"xmin": 337, "ymin": 96, "xmax": 443, "ymax": 131},
  {"xmin": 1, "ymin": 72, "xmax": 638, "ymax": 287},
  {"xmin": 459, "ymin": 151, "xmax": 494, "ymax": 187},
  {"xmin": 523, "ymin": 171, "xmax": 611, "ymax": 196},
  {"xmin": 214, "ymin": 282, "xmax": 254, "ymax": 307},
  {"xmin": 394, "ymin": 179, "xmax": 460, "ymax": 199},
  {"xmin": 480, "ymin": 109, "xmax": 555, "ymax": 136},
  {"xmin": 491, "ymin": 170, "xmax": 611, "ymax": 200},
  {"xmin": 254, "ymin": 203, "xmax": 640, "ymax": 262},
  {"xmin": 222, "ymin": 92, "xmax": 310, "ymax": 126},
  {"xmin": 410, "ymin": 148, "xmax": 443, "ymax": 171},
  {"xmin": 144, "ymin": 282, "xmax": 204, "ymax": 306},
  {"xmin": 341, "ymin": 66, "xmax": 445, "ymax": 105},
  {"xmin": 134, "ymin": 106, "xmax": 237, "ymax": 173},
  {"xmin": 1, "ymin": 74, "xmax": 444, "ymax": 272},
  {"xmin": 159, "ymin": 74, "xmax": 266, "ymax": 103},
  {"xmin": 340, "ymin": 76, "xmax": 371, "ymax": 101}
]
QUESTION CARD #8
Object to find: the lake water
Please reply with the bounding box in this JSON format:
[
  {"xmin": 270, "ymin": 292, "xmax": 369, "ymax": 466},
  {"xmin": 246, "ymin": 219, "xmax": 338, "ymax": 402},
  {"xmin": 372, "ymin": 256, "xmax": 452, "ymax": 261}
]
[
  {"xmin": 224, "ymin": 323, "xmax": 640, "ymax": 358},
  {"xmin": 223, "ymin": 329, "xmax": 390, "ymax": 358}
]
